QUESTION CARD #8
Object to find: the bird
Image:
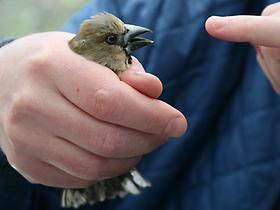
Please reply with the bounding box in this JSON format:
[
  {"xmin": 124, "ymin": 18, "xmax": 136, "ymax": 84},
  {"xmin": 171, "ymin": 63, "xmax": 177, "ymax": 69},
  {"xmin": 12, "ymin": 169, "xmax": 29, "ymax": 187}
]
[
  {"xmin": 61, "ymin": 12, "xmax": 153, "ymax": 209},
  {"xmin": 68, "ymin": 12, "xmax": 153, "ymax": 74}
]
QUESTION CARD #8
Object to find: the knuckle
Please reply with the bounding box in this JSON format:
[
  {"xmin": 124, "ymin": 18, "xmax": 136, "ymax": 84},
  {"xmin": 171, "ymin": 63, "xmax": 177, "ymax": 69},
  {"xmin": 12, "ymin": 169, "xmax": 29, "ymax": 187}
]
[
  {"xmin": 27, "ymin": 48, "xmax": 52, "ymax": 74},
  {"xmin": 92, "ymin": 88, "xmax": 119, "ymax": 120},
  {"xmin": 4, "ymin": 93, "xmax": 39, "ymax": 152},
  {"xmin": 7, "ymin": 93, "xmax": 36, "ymax": 124}
]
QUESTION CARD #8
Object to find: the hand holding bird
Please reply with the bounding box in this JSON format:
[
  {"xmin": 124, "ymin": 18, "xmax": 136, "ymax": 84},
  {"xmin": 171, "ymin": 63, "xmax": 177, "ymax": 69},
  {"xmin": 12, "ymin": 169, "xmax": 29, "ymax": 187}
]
[
  {"xmin": 63, "ymin": 12, "xmax": 156, "ymax": 208},
  {"xmin": 0, "ymin": 13, "xmax": 187, "ymax": 210}
]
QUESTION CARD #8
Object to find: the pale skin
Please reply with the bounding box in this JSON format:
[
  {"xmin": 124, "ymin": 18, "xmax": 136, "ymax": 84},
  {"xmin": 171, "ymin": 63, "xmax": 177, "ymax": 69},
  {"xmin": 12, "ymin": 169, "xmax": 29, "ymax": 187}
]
[
  {"xmin": 206, "ymin": 2, "xmax": 280, "ymax": 94},
  {"xmin": 0, "ymin": 32, "xmax": 187, "ymax": 188},
  {"xmin": 0, "ymin": 2, "xmax": 279, "ymax": 189}
]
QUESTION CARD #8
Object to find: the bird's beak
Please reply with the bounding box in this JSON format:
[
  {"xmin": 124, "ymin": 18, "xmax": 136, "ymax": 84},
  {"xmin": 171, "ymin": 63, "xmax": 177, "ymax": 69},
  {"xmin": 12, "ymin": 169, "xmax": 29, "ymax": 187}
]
[{"xmin": 123, "ymin": 24, "xmax": 153, "ymax": 55}]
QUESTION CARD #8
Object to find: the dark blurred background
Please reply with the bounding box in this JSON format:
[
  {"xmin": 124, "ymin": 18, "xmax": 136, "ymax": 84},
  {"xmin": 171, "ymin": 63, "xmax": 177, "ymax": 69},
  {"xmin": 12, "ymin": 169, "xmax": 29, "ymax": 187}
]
[{"xmin": 0, "ymin": 0, "xmax": 88, "ymax": 36}]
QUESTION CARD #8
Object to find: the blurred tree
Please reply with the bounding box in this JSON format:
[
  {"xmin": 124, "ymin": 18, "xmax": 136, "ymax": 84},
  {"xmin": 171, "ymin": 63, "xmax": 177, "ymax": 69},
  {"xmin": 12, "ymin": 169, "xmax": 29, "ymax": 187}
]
[{"xmin": 0, "ymin": 0, "xmax": 88, "ymax": 36}]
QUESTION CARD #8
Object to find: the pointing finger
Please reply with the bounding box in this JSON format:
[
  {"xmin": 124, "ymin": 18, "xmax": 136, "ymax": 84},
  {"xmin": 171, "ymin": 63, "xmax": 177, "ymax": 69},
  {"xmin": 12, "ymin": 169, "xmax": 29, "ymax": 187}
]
[{"xmin": 205, "ymin": 15, "xmax": 280, "ymax": 47}]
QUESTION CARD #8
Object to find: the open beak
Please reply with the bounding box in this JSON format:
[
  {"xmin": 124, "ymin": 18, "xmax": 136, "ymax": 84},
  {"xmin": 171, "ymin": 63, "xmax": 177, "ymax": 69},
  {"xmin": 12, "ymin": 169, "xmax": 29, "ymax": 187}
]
[{"xmin": 123, "ymin": 24, "xmax": 153, "ymax": 55}]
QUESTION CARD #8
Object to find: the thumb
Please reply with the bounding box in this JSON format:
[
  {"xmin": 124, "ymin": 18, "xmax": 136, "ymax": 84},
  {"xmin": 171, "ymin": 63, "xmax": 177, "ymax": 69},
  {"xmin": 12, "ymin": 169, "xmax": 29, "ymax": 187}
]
[{"xmin": 119, "ymin": 58, "xmax": 163, "ymax": 99}]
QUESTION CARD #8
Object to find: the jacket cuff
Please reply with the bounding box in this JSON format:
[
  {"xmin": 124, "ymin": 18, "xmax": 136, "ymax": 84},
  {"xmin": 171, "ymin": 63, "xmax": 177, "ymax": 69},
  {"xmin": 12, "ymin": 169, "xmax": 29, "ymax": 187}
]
[{"xmin": 0, "ymin": 38, "xmax": 16, "ymax": 48}]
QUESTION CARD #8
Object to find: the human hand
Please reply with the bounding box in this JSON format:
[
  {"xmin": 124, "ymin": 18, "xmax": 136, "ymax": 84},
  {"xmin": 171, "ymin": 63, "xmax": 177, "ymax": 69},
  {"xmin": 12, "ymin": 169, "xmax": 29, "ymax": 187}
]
[
  {"xmin": 205, "ymin": 2, "xmax": 280, "ymax": 94},
  {"xmin": 0, "ymin": 32, "xmax": 187, "ymax": 188}
]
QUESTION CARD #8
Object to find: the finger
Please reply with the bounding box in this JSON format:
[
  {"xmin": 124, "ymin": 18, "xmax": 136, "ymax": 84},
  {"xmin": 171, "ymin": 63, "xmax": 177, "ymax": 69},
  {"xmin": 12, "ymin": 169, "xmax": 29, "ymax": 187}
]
[
  {"xmin": 50, "ymin": 99, "xmax": 167, "ymax": 158},
  {"xmin": 119, "ymin": 70, "xmax": 163, "ymax": 99},
  {"xmin": 120, "ymin": 57, "xmax": 163, "ymax": 98},
  {"xmin": 10, "ymin": 124, "xmax": 141, "ymax": 181},
  {"xmin": 205, "ymin": 15, "xmax": 280, "ymax": 47},
  {"xmin": 49, "ymin": 137, "xmax": 141, "ymax": 181},
  {"xmin": 20, "ymin": 89, "xmax": 168, "ymax": 158},
  {"xmin": 52, "ymin": 47, "xmax": 187, "ymax": 137},
  {"xmin": 129, "ymin": 57, "xmax": 146, "ymax": 72},
  {"xmin": 262, "ymin": 2, "xmax": 280, "ymax": 16},
  {"xmin": 6, "ymin": 152, "xmax": 92, "ymax": 188},
  {"xmin": 6, "ymin": 109, "xmax": 140, "ymax": 181},
  {"xmin": 23, "ymin": 134, "xmax": 140, "ymax": 181},
  {"xmin": 54, "ymin": 111, "xmax": 165, "ymax": 158},
  {"xmin": 8, "ymin": 82, "xmax": 167, "ymax": 159}
]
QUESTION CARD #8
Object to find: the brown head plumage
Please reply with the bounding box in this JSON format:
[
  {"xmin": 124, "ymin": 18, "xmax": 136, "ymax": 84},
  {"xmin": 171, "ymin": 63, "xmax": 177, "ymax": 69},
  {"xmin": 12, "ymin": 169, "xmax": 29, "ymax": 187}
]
[{"xmin": 69, "ymin": 12, "xmax": 153, "ymax": 73}]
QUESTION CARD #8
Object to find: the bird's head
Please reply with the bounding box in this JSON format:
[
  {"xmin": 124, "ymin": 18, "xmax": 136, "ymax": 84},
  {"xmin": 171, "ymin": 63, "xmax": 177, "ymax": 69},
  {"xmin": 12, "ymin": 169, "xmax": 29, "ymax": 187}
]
[{"xmin": 69, "ymin": 12, "xmax": 153, "ymax": 72}]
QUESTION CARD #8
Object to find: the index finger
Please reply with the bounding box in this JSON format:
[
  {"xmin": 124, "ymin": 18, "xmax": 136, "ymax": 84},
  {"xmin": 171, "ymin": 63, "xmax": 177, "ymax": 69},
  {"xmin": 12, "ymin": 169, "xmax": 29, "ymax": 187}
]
[{"xmin": 205, "ymin": 15, "xmax": 280, "ymax": 47}]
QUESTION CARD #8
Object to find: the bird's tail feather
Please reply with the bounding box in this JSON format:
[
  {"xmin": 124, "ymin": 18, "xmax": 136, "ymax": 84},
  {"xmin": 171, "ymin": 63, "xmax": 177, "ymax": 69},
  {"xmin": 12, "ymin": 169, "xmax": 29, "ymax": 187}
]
[{"xmin": 61, "ymin": 168, "xmax": 151, "ymax": 209}]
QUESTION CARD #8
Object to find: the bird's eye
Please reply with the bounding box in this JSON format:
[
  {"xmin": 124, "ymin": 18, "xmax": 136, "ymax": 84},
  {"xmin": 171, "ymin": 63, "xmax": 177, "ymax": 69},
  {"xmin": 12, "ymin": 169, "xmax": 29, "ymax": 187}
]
[{"xmin": 106, "ymin": 34, "xmax": 118, "ymax": 45}]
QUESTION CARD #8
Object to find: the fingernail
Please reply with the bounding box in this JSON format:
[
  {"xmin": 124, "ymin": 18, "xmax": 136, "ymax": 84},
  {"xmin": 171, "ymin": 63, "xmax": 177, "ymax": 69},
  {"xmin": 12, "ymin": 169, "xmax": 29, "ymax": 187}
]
[
  {"xmin": 164, "ymin": 117, "xmax": 187, "ymax": 138},
  {"xmin": 208, "ymin": 16, "xmax": 227, "ymax": 30}
]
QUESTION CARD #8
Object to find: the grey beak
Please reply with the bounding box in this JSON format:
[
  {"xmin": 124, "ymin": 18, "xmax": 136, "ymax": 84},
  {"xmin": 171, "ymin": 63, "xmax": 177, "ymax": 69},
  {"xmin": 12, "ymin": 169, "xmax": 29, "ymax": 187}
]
[{"xmin": 123, "ymin": 24, "xmax": 153, "ymax": 55}]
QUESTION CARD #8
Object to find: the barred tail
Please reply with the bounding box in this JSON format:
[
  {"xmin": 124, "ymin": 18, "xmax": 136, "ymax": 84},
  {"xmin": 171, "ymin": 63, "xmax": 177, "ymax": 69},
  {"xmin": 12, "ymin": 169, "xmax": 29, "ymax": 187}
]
[{"xmin": 61, "ymin": 168, "xmax": 151, "ymax": 208}]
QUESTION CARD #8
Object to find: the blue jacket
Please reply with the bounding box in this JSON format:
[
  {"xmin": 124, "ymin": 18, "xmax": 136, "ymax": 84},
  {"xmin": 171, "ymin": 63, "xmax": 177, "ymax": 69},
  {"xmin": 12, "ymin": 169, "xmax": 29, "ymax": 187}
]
[{"xmin": 1, "ymin": 0, "xmax": 280, "ymax": 210}]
